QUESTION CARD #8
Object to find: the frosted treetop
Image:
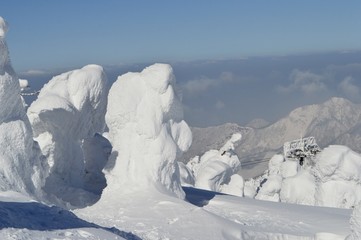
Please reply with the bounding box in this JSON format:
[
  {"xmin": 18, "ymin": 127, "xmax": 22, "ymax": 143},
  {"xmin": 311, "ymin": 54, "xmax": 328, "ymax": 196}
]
[{"xmin": 0, "ymin": 17, "xmax": 8, "ymax": 38}]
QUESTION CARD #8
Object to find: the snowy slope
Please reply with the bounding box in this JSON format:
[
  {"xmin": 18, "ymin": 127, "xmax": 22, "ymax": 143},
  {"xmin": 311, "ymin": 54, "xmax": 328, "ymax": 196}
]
[
  {"xmin": 75, "ymin": 187, "xmax": 351, "ymax": 240},
  {"xmin": 0, "ymin": 187, "xmax": 352, "ymax": 240}
]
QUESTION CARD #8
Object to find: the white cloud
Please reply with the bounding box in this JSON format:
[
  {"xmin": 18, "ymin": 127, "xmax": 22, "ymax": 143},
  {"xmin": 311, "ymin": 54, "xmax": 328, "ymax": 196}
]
[
  {"xmin": 183, "ymin": 76, "xmax": 218, "ymax": 93},
  {"xmin": 277, "ymin": 69, "xmax": 327, "ymax": 94},
  {"xmin": 20, "ymin": 69, "xmax": 48, "ymax": 76},
  {"xmin": 219, "ymin": 71, "xmax": 235, "ymax": 82},
  {"xmin": 215, "ymin": 100, "xmax": 225, "ymax": 109},
  {"xmin": 183, "ymin": 71, "xmax": 235, "ymax": 94},
  {"xmin": 339, "ymin": 76, "xmax": 360, "ymax": 101}
]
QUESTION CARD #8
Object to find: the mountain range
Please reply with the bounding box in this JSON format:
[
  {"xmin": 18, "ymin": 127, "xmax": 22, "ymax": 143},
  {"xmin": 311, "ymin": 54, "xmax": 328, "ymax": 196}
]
[{"xmin": 183, "ymin": 97, "xmax": 361, "ymax": 178}]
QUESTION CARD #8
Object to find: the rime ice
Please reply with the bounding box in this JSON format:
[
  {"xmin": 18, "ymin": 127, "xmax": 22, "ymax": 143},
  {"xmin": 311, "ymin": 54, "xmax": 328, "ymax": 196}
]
[
  {"xmin": 100, "ymin": 63, "xmax": 192, "ymax": 199},
  {"xmin": 27, "ymin": 65, "xmax": 108, "ymax": 206},
  {"xmin": 188, "ymin": 133, "xmax": 244, "ymax": 196},
  {"xmin": 0, "ymin": 17, "xmax": 40, "ymax": 194}
]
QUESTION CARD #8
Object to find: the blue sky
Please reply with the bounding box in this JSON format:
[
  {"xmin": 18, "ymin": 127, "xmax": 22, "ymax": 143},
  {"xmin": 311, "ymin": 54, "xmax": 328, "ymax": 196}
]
[
  {"xmin": 2, "ymin": 1, "xmax": 361, "ymax": 127},
  {"xmin": 2, "ymin": 1, "xmax": 361, "ymax": 71}
]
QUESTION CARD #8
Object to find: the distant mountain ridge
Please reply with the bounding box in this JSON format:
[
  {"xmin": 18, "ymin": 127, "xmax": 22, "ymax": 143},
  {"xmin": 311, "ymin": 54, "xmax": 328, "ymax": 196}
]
[{"xmin": 183, "ymin": 97, "xmax": 361, "ymax": 178}]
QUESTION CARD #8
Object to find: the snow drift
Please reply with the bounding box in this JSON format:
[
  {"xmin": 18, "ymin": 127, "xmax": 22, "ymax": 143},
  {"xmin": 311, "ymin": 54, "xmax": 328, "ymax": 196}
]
[
  {"xmin": 27, "ymin": 64, "xmax": 108, "ymax": 207},
  {"xmin": 0, "ymin": 17, "xmax": 42, "ymax": 195},
  {"xmin": 99, "ymin": 63, "xmax": 192, "ymax": 199}
]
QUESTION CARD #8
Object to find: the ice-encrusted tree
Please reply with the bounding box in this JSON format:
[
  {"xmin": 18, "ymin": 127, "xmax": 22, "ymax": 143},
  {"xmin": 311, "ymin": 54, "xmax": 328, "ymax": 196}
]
[
  {"xmin": 27, "ymin": 64, "xmax": 109, "ymax": 207},
  {"xmin": 100, "ymin": 63, "xmax": 192, "ymax": 199},
  {"xmin": 187, "ymin": 133, "xmax": 244, "ymax": 196},
  {"xmin": 0, "ymin": 16, "xmax": 43, "ymax": 194}
]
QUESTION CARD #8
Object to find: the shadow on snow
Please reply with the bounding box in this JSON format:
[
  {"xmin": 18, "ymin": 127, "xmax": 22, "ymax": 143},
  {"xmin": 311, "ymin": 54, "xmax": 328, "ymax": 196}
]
[
  {"xmin": 0, "ymin": 201, "xmax": 141, "ymax": 240},
  {"xmin": 182, "ymin": 186, "xmax": 226, "ymax": 207}
]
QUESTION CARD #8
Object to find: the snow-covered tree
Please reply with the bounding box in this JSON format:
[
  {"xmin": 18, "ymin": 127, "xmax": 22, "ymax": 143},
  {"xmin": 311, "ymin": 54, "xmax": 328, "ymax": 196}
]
[
  {"xmin": 188, "ymin": 133, "xmax": 244, "ymax": 196},
  {"xmin": 99, "ymin": 63, "xmax": 192, "ymax": 199},
  {"xmin": 0, "ymin": 16, "xmax": 43, "ymax": 195},
  {"xmin": 27, "ymin": 64, "xmax": 108, "ymax": 207}
]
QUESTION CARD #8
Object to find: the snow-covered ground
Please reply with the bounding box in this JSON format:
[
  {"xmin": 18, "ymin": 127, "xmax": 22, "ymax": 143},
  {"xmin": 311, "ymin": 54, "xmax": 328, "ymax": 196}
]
[{"xmin": 0, "ymin": 188, "xmax": 352, "ymax": 240}]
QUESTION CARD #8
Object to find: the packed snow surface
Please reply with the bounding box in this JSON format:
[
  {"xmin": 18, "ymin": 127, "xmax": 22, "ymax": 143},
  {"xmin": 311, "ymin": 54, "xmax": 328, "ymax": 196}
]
[{"xmin": 77, "ymin": 187, "xmax": 351, "ymax": 240}]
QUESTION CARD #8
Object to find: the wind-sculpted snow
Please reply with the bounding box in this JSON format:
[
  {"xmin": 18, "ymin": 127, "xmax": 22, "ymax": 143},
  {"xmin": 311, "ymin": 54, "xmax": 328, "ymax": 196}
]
[
  {"xmin": 100, "ymin": 63, "xmax": 192, "ymax": 199},
  {"xmin": 187, "ymin": 133, "xmax": 244, "ymax": 196},
  {"xmin": 27, "ymin": 65, "xmax": 108, "ymax": 207},
  {"xmin": 0, "ymin": 17, "xmax": 41, "ymax": 195}
]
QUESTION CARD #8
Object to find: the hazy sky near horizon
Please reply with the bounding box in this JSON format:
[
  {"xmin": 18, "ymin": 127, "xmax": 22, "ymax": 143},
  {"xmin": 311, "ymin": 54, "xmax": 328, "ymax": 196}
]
[{"xmin": 2, "ymin": 1, "xmax": 361, "ymax": 127}]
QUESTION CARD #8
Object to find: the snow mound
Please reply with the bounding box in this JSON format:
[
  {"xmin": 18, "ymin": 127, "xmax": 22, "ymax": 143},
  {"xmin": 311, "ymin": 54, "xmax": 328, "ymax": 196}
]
[
  {"xmin": 27, "ymin": 64, "xmax": 108, "ymax": 207},
  {"xmin": 100, "ymin": 63, "xmax": 191, "ymax": 199},
  {"xmin": 0, "ymin": 17, "xmax": 41, "ymax": 195},
  {"xmin": 188, "ymin": 133, "xmax": 244, "ymax": 196}
]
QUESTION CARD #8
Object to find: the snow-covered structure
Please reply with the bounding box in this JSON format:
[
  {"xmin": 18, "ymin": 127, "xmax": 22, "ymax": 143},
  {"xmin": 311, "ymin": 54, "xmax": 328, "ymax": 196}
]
[
  {"xmin": 0, "ymin": 16, "xmax": 42, "ymax": 194},
  {"xmin": 27, "ymin": 65, "xmax": 108, "ymax": 206},
  {"xmin": 188, "ymin": 133, "xmax": 244, "ymax": 196},
  {"xmin": 99, "ymin": 63, "xmax": 192, "ymax": 199}
]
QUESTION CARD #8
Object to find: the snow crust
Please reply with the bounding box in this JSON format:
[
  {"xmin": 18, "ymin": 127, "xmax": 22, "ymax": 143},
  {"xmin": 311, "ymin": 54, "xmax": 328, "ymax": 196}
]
[
  {"xmin": 99, "ymin": 63, "xmax": 192, "ymax": 199},
  {"xmin": 27, "ymin": 64, "xmax": 108, "ymax": 207},
  {"xmin": 0, "ymin": 18, "xmax": 41, "ymax": 195}
]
